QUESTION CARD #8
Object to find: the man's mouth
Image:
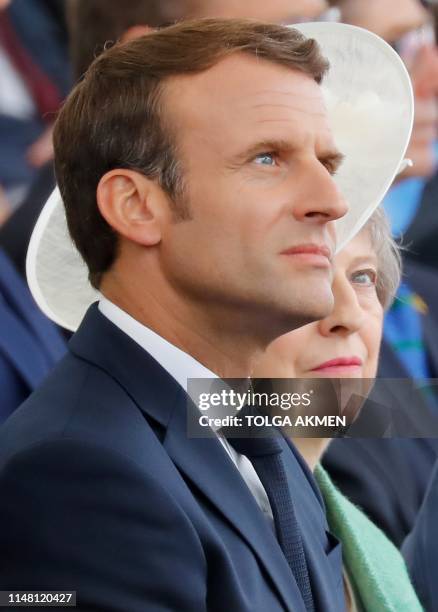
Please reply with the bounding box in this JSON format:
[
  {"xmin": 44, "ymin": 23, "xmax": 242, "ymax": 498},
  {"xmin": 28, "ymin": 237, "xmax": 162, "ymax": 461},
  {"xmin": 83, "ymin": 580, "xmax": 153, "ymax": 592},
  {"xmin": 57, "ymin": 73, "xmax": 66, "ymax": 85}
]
[{"xmin": 280, "ymin": 243, "xmax": 332, "ymax": 268}]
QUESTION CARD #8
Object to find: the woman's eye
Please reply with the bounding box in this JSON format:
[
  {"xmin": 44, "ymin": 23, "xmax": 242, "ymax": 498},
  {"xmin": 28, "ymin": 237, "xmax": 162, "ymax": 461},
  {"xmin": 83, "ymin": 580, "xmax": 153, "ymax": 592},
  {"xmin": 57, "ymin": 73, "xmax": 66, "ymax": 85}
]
[
  {"xmin": 253, "ymin": 152, "xmax": 277, "ymax": 166},
  {"xmin": 351, "ymin": 269, "xmax": 377, "ymax": 286}
]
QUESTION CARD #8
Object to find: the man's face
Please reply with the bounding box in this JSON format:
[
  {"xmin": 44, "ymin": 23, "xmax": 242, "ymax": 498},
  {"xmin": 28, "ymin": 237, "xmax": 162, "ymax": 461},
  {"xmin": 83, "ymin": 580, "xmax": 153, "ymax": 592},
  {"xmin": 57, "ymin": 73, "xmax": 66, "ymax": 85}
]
[
  {"xmin": 190, "ymin": 0, "xmax": 328, "ymax": 23},
  {"xmin": 158, "ymin": 54, "xmax": 347, "ymax": 334}
]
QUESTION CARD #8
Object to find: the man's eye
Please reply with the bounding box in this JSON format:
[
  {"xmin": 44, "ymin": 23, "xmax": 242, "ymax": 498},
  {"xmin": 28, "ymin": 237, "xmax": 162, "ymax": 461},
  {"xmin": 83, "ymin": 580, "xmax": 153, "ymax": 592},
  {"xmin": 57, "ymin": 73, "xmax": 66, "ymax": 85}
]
[
  {"xmin": 253, "ymin": 152, "xmax": 276, "ymax": 166},
  {"xmin": 351, "ymin": 269, "xmax": 377, "ymax": 286}
]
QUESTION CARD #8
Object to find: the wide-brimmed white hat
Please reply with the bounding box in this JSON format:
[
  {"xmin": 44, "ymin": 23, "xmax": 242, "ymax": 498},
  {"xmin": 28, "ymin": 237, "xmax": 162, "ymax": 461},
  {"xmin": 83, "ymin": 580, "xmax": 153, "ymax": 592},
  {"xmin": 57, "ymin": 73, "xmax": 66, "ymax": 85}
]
[{"xmin": 27, "ymin": 22, "xmax": 414, "ymax": 332}]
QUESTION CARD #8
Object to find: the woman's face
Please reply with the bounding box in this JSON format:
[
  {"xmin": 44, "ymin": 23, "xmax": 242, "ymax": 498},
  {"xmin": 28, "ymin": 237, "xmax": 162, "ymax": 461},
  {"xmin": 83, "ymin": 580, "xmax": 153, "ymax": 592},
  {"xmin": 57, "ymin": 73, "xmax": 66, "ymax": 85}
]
[{"xmin": 256, "ymin": 229, "xmax": 384, "ymax": 380}]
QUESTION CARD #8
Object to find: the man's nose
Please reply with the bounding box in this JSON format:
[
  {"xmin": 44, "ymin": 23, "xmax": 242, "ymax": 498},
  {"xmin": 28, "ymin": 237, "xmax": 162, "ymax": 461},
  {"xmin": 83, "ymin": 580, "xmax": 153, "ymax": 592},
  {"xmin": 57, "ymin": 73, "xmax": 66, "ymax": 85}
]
[{"xmin": 291, "ymin": 161, "xmax": 348, "ymax": 225}]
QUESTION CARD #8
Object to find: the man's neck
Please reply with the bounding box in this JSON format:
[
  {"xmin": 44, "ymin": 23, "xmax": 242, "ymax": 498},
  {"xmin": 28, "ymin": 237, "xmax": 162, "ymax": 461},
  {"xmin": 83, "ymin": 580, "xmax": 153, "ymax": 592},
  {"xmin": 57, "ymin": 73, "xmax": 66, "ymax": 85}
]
[{"xmin": 100, "ymin": 279, "xmax": 266, "ymax": 379}]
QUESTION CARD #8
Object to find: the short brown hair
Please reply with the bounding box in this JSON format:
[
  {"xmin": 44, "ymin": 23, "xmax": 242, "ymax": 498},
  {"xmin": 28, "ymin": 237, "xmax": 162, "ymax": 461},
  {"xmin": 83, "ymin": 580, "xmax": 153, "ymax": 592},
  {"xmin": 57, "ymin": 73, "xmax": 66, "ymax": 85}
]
[{"xmin": 54, "ymin": 18, "xmax": 329, "ymax": 288}]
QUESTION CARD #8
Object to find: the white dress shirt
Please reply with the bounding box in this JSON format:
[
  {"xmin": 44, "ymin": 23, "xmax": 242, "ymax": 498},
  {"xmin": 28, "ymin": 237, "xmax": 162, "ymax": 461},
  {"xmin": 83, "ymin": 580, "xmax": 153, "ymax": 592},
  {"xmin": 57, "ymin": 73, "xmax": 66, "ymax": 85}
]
[{"xmin": 99, "ymin": 297, "xmax": 273, "ymax": 523}]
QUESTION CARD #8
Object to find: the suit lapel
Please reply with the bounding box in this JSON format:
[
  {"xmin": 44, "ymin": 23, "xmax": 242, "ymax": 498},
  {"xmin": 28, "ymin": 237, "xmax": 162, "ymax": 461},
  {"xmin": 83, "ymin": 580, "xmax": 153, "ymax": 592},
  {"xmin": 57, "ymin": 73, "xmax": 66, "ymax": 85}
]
[
  {"xmin": 69, "ymin": 305, "xmax": 304, "ymax": 612},
  {"xmin": 164, "ymin": 397, "xmax": 305, "ymax": 612}
]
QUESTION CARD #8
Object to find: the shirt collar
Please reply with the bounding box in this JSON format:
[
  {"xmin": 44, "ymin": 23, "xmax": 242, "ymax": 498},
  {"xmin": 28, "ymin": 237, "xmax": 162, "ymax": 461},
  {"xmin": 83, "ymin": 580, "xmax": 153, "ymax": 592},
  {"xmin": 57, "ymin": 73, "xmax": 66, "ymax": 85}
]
[{"xmin": 98, "ymin": 297, "xmax": 217, "ymax": 392}]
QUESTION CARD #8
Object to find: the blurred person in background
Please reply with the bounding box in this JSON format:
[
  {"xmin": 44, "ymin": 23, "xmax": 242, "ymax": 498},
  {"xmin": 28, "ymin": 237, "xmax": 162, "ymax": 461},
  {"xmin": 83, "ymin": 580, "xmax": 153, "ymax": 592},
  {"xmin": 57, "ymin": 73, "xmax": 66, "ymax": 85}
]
[
  {"xmin": 0, "ymin": 0, "xmax": 12, "ymax": 226},
  {"xmin": 0, "ymin": 0, "xmax": 330, "ymax": 281},
  {"xmin": 0, "ymin": 0, "xmax": 10, "ymax": 224},
  {"xmin": 68, "ymin": 0, "xmax": 330, "ymax": 80},
  {"xmin": 403, "ymin": 1, "xmax": 438, "ymax": 269},
  {"xmin": 323, "ymin": 0, "xmax": 438, "ymax": 548},
  {"xmin": 336, "ymin": 0, "xmax": 438, "ymax": 268},
  {"xmin": 164, "ymin": 0, "xmax": 329, "ymax": 23},
  {"xmin": 335, "ymin": 0, "xmax": 437, "ymax": 181},
  {"xmin": 0, "ymin": 0, "xmax": 67, "ymax": 423},
  {"xmin": 0, "ymin": 244, "xmax": 66, "ymax": 423},
  {"xmin": 0, "ymin": 185, "xmax": 9, "ymax": 226},
  {"xmin": 255, "ymin": 209, "xmax": 423, "ymax": 612},
  {"xmin": 0, "ymin": 0, "xmax": 70, "ymax": 212},
  {"xmin": 0, "ymin": 0, "xmax": 69, "ymax": 277}
]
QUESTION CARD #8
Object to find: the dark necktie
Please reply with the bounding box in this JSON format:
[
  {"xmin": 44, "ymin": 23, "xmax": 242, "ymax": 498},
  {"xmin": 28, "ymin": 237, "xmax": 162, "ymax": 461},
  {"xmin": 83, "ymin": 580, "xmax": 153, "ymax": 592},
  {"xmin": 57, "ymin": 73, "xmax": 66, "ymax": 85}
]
[{"xmin": 226, "ymin": 431, "xmax": 315, "ymax": 611}]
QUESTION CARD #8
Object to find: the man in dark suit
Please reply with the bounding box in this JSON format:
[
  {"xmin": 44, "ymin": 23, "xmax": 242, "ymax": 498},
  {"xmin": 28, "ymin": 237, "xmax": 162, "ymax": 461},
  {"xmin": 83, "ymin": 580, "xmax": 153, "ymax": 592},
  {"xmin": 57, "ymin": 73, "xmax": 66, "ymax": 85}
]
[
  {"xmin": 0, "ymin": 246, "xmax": 66, "ymax": 422},
  {"xmin": 0, "ymin": 20, "xmax": 349, "ymax": 611}
]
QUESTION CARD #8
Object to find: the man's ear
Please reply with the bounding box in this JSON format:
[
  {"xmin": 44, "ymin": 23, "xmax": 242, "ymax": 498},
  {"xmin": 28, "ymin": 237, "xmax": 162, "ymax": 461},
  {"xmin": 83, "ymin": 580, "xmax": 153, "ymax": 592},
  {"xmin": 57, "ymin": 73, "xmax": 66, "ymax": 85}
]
[
  {"xmin": 96, "ymin": 169, "xmax": 164, "ymax": 246},
  {"xmin": 121, "ymin": 25, "xmax": 154, "ymax": 43}
]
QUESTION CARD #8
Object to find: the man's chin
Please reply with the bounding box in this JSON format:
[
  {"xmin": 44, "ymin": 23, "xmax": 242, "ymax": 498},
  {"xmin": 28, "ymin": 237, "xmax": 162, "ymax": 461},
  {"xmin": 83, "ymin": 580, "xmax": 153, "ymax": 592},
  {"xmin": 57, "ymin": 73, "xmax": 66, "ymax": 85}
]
[
  {"xmin": 293, "ymin": 306, "xmax": 332, "ymax": 328},
  {"xmin": 274, "ymin": 290, "xmax": 334, "ymax": 333},
  {"xmin": 296, "ymin": 285, "xmax": 334, "ymax": 322}
]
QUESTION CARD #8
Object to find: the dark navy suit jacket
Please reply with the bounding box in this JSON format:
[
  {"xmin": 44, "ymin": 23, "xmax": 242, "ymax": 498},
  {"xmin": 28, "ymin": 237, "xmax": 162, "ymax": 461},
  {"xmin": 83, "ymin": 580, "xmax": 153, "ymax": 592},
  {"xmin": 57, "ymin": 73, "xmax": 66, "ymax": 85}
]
[
  {"xmin": 0, "ymin": 248, "xmax": 65, "ymax": 422},
  {"xmin": 0, "ymin": 305, "xmax": 345, "ymax": 612},
  {"xmin": 403, "ymin": 457, "xmax": 438, "ymax": 611}
]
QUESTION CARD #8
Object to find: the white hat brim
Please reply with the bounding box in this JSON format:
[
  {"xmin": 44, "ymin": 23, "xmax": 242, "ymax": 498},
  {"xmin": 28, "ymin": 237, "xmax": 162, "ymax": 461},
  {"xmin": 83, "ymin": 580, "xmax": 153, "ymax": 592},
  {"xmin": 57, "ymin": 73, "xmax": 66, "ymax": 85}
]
[
  {"xmin": 27, "ymin": 22, "xmax": 414, "ymax": 331},
  {"xmin": 294, "ymin": 22, "xmax": 413, "ymax": 251}
]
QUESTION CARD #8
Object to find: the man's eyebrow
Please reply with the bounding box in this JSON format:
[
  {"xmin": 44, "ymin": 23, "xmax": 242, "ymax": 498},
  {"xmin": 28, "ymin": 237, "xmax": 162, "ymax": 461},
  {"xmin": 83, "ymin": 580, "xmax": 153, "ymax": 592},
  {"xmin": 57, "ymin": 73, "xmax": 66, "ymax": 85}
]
[
  {"xmin": 231, "ymin": 139, "xmax": 296, "ymax": 163},
  {"xmin": 318, "ymin": 150, "xmax": 345, "ymax": 174},
  {"xmin": 228, "ymin": 139, "xmax": 345, "ymax": 173}
]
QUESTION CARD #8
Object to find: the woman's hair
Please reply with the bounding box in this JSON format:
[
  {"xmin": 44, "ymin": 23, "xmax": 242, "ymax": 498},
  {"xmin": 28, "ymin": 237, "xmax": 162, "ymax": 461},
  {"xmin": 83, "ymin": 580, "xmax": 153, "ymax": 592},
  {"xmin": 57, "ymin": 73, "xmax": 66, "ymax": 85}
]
[{"xmin": 364, "ymin": 207, "xmax": 402, "ymax": 310}]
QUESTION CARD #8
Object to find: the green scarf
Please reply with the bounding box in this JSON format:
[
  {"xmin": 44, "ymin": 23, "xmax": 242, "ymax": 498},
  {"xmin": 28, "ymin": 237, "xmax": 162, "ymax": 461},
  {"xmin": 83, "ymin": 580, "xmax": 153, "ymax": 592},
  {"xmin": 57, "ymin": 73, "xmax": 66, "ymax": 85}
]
[{"xmin": 314, "ymin": 464, "xmax": 423, "ymax": 612}]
